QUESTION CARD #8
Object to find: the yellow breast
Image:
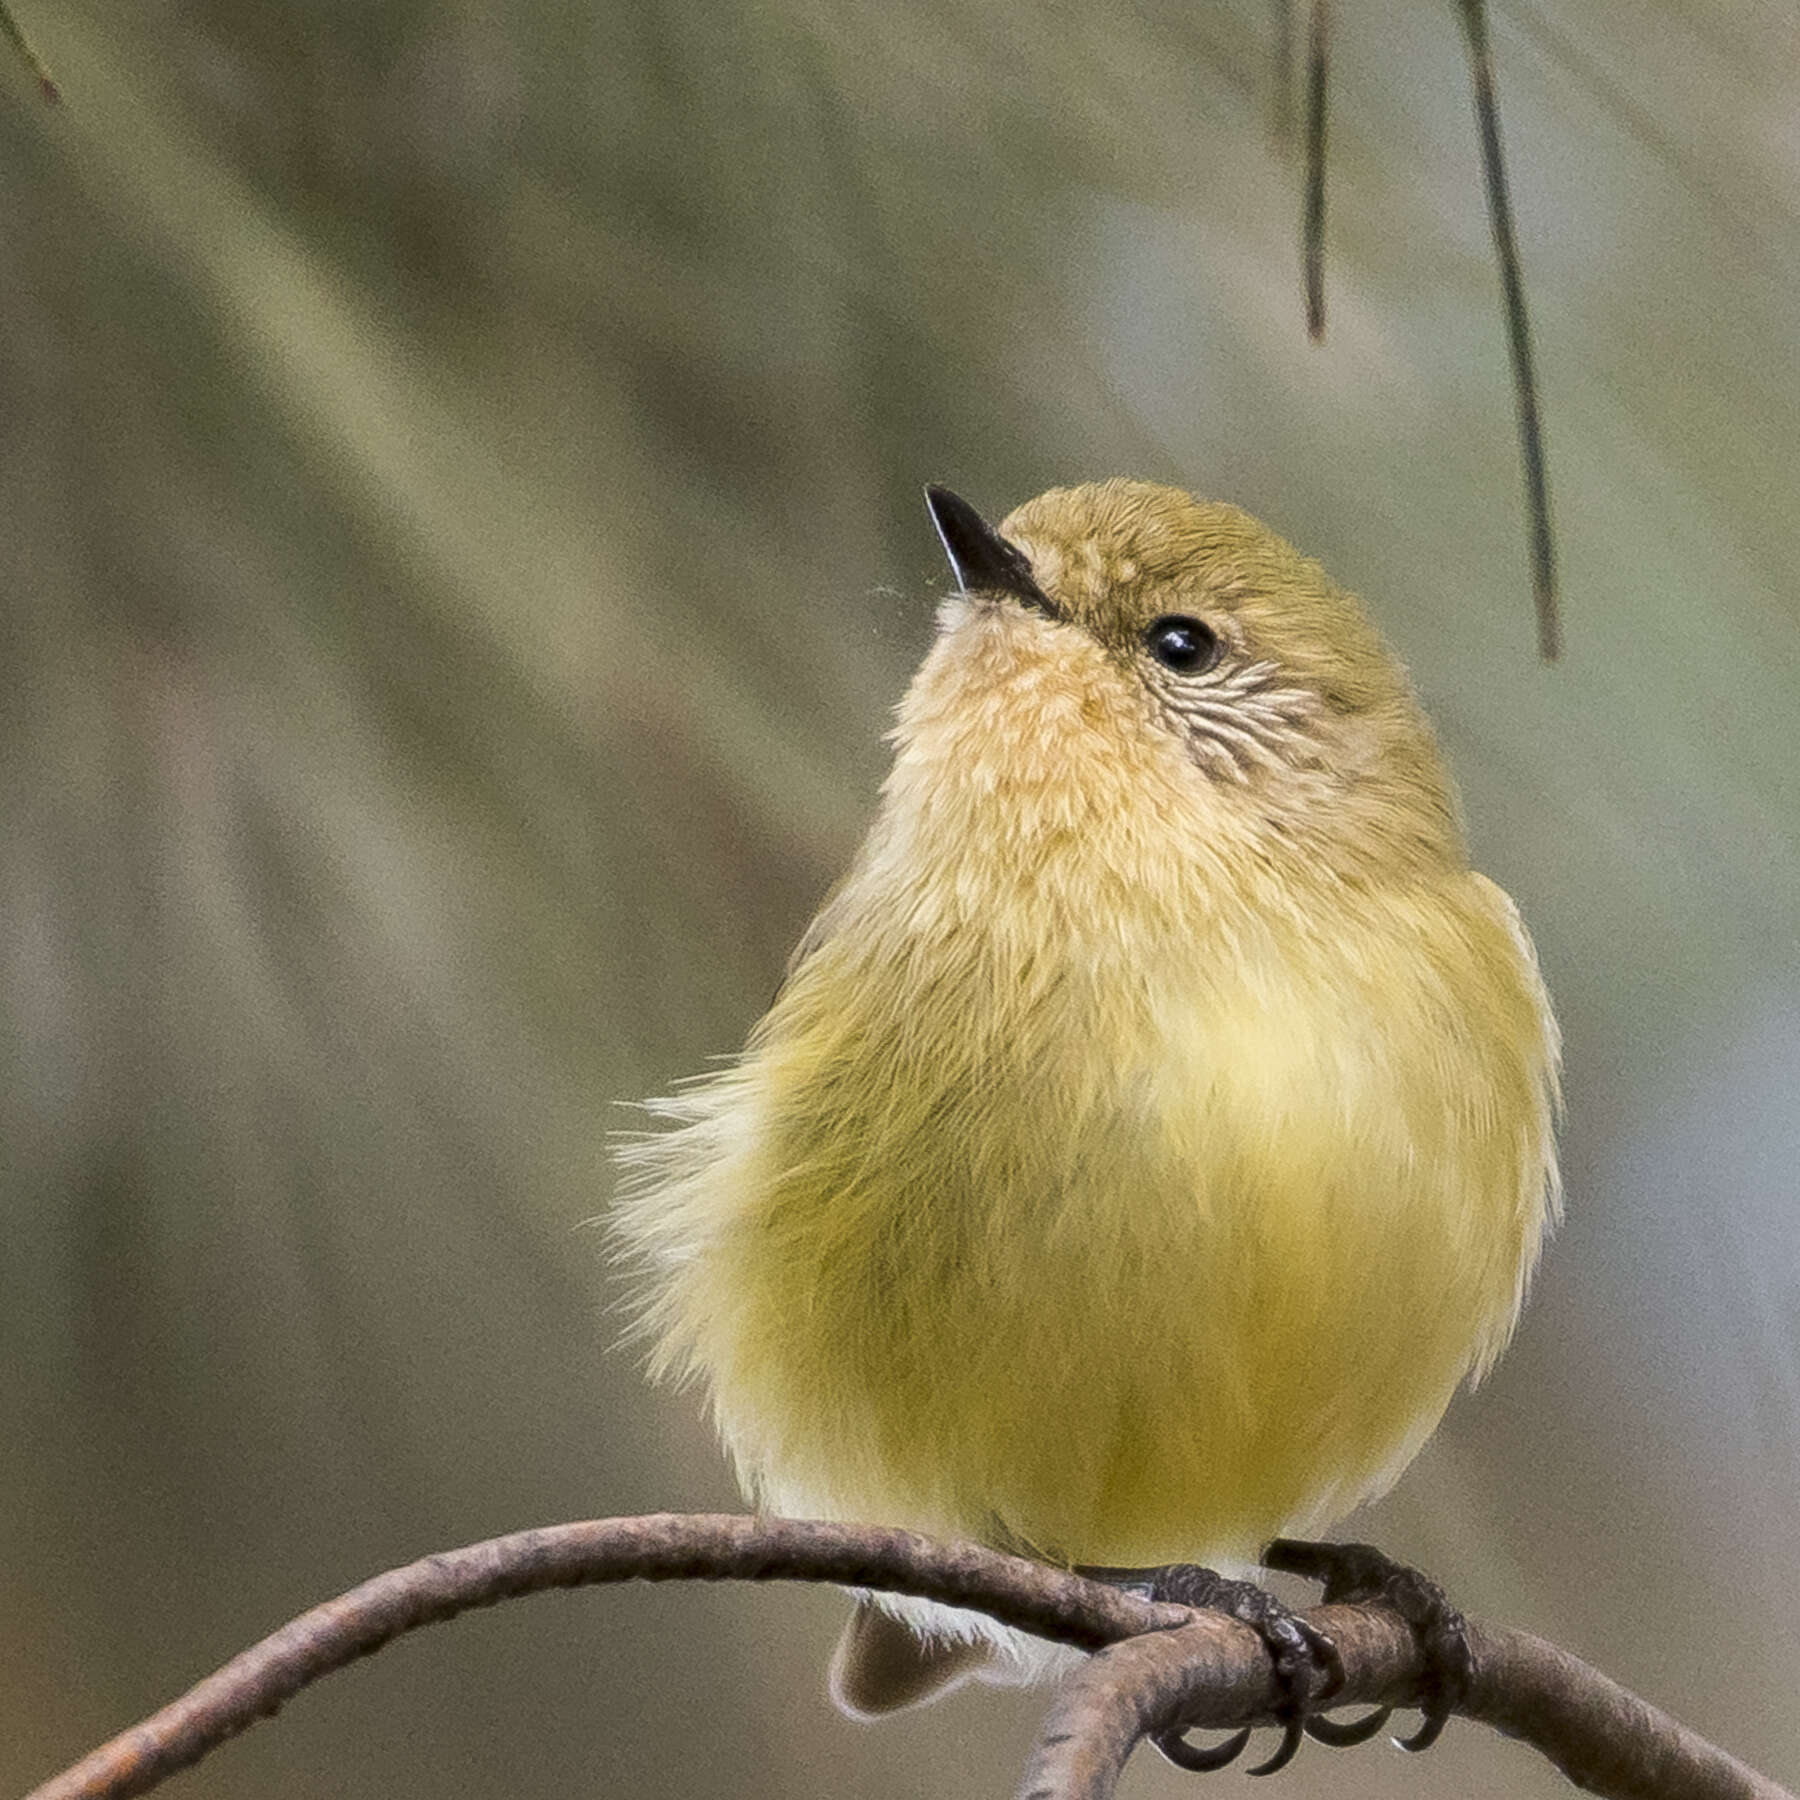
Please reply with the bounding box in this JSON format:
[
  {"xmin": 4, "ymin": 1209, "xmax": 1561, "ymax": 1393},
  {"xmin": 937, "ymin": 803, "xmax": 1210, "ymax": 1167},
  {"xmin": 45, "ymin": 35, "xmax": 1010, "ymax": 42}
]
[
  {"xmin": 616, "ymin": 846, "xmax": 1556, "ymax": 1570},
  {"xmin": 614, "ymin": 574, "xmax": 1559, "ymax": 1573}
]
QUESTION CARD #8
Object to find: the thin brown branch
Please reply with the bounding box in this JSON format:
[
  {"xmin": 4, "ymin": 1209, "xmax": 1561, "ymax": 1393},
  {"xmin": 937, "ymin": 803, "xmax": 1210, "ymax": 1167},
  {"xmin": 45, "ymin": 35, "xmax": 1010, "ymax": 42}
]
[
  {"xmin": 1455, "ymin": 0, "xmax": 1561, "ymax": 659},
  {"xmin": 20, "ymin": 1516, "xmax": 1185, "ymax": 1800},
  {"xmin": 1023, "ymin": 1604, "xmax": 1791, "ymax": 1800},
  {"xmin": 20, "ymin": 1514, "xmax": 1790, "ymax": 1800}
]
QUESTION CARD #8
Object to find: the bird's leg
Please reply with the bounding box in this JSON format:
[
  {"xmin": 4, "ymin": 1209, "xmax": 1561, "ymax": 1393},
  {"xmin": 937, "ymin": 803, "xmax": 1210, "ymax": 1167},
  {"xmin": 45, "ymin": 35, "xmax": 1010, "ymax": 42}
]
[
  {"xmin": 1263, "ymin": 1539, "xmax": 1472, "ymax": 1752},
  {"xmin": 1080, "ymin": 1563, "xmax": 1343, "ymax": 1776}
]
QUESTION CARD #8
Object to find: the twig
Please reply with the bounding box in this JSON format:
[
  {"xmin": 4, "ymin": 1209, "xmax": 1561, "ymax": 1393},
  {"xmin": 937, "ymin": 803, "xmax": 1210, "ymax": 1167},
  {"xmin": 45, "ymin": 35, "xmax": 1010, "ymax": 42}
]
[
  {"xmin": 20, "ymin": 1517, "xmax": 1184, "ymax": 1800},
  {"xmin": 20, "ymin": 1514, "xmax": 1790, "ymax": 1800},
  {"xmin": 1022, "ymin": 1605, "xmax": 1791, "ymax": 1800}
]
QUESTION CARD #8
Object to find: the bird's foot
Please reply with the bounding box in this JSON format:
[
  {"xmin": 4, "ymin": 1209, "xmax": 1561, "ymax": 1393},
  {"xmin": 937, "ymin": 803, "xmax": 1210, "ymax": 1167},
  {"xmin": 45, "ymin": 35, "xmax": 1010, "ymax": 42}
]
[
  {"xmin": 1263, "ymin": 1538, "xmax": 1472, "ymax": 1753},
  {"xmin": 1082, "ymin": 1563, "xmax": 1342, "ymax": 1776}
]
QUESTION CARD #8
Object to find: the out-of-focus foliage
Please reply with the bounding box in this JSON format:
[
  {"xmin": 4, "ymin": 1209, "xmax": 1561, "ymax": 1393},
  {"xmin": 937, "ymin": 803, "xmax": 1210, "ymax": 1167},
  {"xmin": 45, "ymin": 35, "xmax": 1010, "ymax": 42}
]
[{"xmin": 0, "ymin": 3, "xmax": 1796, "ymax": 1797}]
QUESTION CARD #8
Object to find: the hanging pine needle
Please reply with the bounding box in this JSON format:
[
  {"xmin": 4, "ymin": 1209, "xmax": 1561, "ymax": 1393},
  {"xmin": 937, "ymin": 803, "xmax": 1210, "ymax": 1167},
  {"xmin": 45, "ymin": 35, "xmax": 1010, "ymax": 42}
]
[
  {"xmin": 1279, "ymin": 1, "xmax": 1561, "ymax": 659},
  {"xmin": 1455, "ymin": 0, "xmax": 1560, "ymax": 660},
  {"xmin": 1303, "ymin": 1, "xmax": 1330, "ymax": 341}
]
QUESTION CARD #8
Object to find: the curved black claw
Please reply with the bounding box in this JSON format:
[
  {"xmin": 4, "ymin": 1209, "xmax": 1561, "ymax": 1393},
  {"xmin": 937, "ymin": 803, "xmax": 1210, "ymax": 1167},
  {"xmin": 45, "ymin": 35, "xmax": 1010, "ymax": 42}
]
[
  {"xmin": 1087, "ymin": 1562, "xmax": 1341, "ymax": 1776},
  {"xmin": 1153, "ymin": 1725, "xmax": 1253, "ymax": 1773},
  {"xmin": 1305, "ymin": 1706, "xmax": 1394, "ymax": 1747},
  {"xmin": 1265, "ymin": 1539, "xmax": 1473, "ymax": 1755},
  {"xmin": 1244, "ymin": 1713, "xmax": 1305, "ymax": 1778},
  {"xmin": 1398, "ymin": 1705, "xmax": 1452, "ymax": 1754}
]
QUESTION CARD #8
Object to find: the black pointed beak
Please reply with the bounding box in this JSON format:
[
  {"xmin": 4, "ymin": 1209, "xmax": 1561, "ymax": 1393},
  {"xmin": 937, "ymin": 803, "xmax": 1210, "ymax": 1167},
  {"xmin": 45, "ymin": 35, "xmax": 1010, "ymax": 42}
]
[{"xmin": 924, "ymin": 485, "xmax": 1058, "ymax": 618}]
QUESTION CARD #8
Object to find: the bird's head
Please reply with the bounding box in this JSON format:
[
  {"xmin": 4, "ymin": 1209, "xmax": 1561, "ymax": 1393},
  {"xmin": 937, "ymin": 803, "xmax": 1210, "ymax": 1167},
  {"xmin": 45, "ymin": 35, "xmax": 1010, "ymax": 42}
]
[{"xmin": 891, "ymin": 480, "xmax": 1465, "ymax": 891}]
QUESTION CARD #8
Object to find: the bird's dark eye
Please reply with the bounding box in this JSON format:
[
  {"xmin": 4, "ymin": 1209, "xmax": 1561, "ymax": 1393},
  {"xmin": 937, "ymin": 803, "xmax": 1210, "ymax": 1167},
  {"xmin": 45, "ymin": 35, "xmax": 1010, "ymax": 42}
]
[{"xmin": 1144, "ymin": 615, "xmax": 1221, "ymax": 674}]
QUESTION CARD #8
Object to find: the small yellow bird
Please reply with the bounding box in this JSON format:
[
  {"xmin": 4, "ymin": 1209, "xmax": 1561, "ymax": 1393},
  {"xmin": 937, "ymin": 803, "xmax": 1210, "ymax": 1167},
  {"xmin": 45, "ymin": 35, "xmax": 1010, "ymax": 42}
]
[{"xmin": 615, "ymin": 480, "xmax": 1559, "ymax": 1746}]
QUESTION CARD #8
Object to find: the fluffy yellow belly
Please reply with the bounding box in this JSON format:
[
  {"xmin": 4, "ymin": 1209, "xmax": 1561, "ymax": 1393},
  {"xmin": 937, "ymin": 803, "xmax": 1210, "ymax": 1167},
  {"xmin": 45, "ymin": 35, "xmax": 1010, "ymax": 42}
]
[{"xmin": 616, "ymin": 874, "xmax": 1554, "ymax": 1573}]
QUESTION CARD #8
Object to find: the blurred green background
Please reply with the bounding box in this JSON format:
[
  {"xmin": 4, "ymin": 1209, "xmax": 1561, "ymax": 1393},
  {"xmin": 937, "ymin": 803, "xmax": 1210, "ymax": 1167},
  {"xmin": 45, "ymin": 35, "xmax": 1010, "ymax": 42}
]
[{"xmin": 2, "ymin": 3, "xmax": 1797, "ymax": 1796}]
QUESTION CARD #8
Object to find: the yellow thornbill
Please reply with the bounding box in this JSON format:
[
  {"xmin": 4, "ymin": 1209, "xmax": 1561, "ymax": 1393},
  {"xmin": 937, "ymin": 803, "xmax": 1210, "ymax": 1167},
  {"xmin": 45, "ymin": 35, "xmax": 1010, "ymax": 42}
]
[{"xmin": 615, "ymin": 479, "xmax": 1560, "ymax": 1720}]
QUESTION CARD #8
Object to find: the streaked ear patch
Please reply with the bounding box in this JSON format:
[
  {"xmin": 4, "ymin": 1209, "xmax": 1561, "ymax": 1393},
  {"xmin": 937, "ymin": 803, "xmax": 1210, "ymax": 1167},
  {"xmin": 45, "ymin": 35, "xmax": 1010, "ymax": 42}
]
[{"xmin": 1141, "ymin": 652, "xmax": 1324, "ymax": 784}]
